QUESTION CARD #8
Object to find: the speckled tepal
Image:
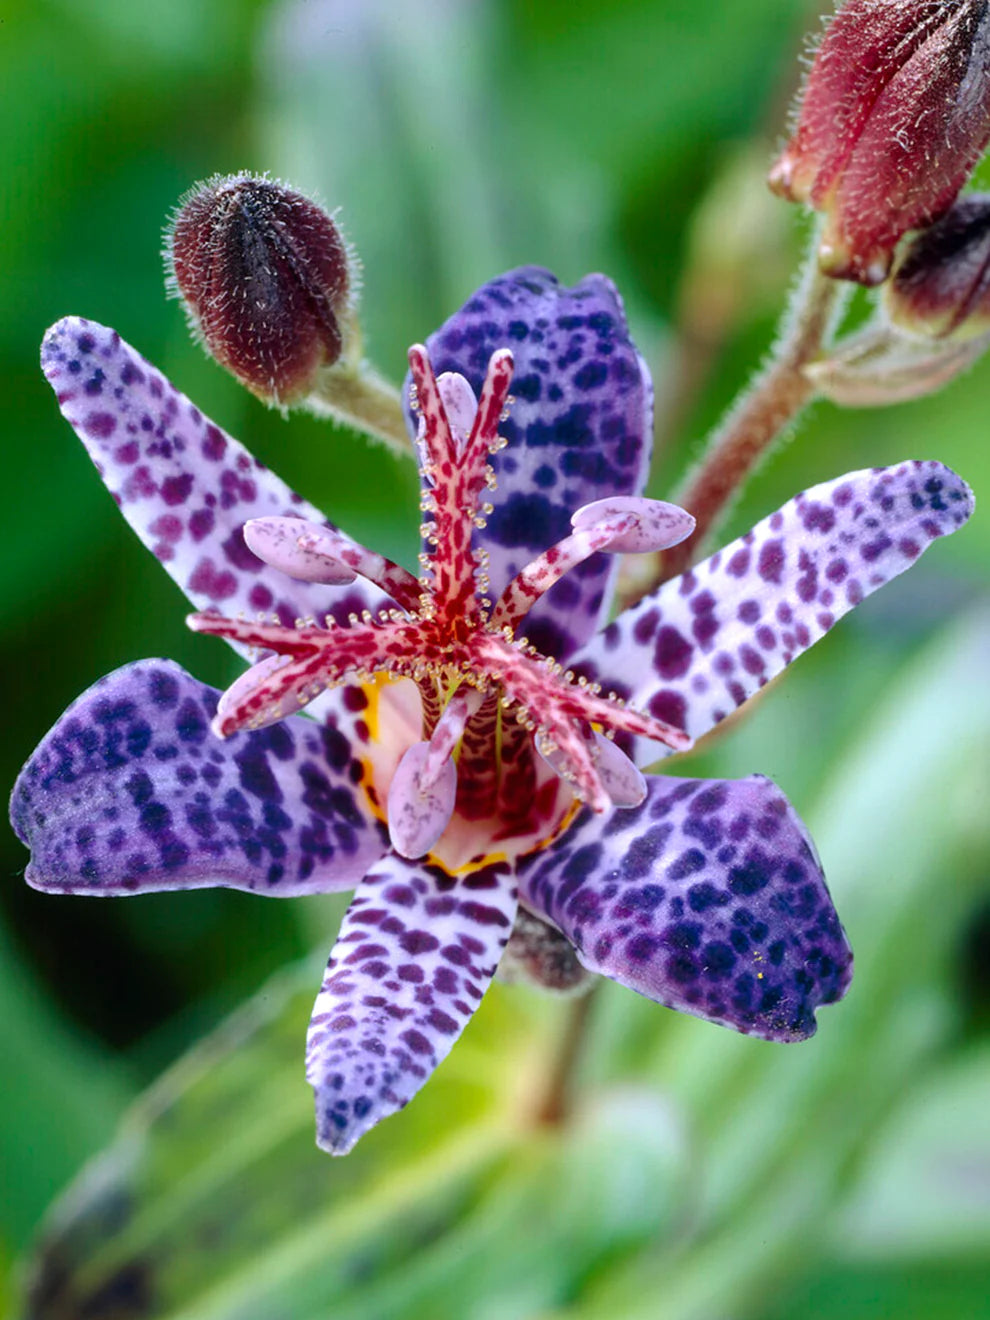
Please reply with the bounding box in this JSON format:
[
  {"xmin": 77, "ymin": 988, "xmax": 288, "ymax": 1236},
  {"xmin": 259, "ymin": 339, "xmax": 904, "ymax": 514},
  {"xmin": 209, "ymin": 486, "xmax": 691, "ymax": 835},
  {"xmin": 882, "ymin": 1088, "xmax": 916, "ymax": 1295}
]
[{"xmin": 11, "ymin": 266, "xmax": 974, "ymax": 1153}]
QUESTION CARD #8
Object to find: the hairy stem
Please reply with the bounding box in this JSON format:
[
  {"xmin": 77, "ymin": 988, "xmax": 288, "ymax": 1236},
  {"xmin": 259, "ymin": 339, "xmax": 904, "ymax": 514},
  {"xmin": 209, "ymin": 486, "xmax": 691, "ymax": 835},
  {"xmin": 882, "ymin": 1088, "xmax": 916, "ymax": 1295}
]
[
  {"xmin": 307, "ymin": 359, "xmax": 413, "ymax": 456},
  {"xmin": 622, "ymin": 226, "xmax": 846, "ymax": 600}
]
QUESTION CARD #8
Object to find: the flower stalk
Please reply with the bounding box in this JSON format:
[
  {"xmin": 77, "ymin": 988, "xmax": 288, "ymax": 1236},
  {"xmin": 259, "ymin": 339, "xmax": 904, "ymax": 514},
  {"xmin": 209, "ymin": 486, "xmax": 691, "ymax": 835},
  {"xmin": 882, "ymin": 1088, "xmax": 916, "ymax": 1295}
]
[
  {"xmin": 628, "ymin": 227, "xmax": 846, "ymax": 596},
  {"xmin": 534, "ymin": 985, "xmax": 599, "ymax": 1128},
  {"xmin": 304, "ymin": 356, "xmax": 411, "ymax": 456}
]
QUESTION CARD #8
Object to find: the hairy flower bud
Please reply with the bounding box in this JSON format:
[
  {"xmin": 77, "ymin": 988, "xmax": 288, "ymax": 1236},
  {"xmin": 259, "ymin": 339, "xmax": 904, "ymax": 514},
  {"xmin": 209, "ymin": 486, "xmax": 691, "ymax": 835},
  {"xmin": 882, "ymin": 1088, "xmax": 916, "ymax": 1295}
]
[
  {"xmin": 165, "ymin": 173, "xmax": 355, "ymax": 404},
  {"xmin": 886, "ymin": 193, "xmax": 990, "ymax": 339},
  {"xmin": 769, "ymin": 0, "xmax": 990, "ymax": 285}
]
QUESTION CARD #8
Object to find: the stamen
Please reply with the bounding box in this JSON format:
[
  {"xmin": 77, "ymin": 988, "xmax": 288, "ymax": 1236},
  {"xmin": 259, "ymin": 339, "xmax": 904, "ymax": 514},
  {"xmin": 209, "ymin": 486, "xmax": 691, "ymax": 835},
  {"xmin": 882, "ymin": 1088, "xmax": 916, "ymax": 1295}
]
[
  {"xmin": 570, "ymin": 496, "xmax": 695, "ymax": 553},
  {"xmin": 538, "ymin": 728, "xmax": 645, "ymax": 808},
  {"xmin": 407, "ymin": 346, "xmax": 515, "ymax": 628},
  {"xmin": 472, "ymin": 631, "xmax": 693, "ymax": 758},
  {"xmin": 407, "ymin": 344, "xmax": 455, "ymax": 473},
  {"xmin": 214, "ymin": 653, "xmax": 296, "ymax": 734},
  {"xmin": 243, "ymin": 517, "xmax": 356, "ymax": 584},
  {"xmin": 211, "ymin": 650, "xmax": 331, "ymax": 737},
  {"xmin": 588, "ymin": 730, "xmax": 648, "ymax": 807},
  {"xmin": 244, "ymin": 517, "xmax": 420, "ymax": 611},
  {"xmin": 188, "ymin": 611, "xmax": 330, "ymax": 651},
  {"xmin": 534, "ymin": 717, "xmax": 612, "ymax": 811},
  {"xmin": 491, "ymin": 513, "xmax": 637, "ymax": 629},
  {"xmin": 466, "ymin": 348, "xmax": 514, "ymax": 464},
  {"xmin": 492, "ymin": 498, "xmax": 694, "ymax": 631},
  {"xmin": 189, "ymin": 611, "xmax": 425, "ymax": 736}
]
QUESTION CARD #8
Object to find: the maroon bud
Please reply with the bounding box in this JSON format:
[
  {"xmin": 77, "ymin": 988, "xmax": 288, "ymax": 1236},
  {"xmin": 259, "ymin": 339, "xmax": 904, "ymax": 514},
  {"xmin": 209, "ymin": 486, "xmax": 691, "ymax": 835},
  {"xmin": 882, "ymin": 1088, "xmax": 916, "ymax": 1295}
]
[
  {"xmin": 769, "ymin": 1, "xmax": 990, "ymax": 285},
  {"xmin": 165, "ymin": 173, "xmax": 353, "ymax": 404},
  {"xmin": 886, "ymin": 193, "xmax": 990, "ymax": 338}
]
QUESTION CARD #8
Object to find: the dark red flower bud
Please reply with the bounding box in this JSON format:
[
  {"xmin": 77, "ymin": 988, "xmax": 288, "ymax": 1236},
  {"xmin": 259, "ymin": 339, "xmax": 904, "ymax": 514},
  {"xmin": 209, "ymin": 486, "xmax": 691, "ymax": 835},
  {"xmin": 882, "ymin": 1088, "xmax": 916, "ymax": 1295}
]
[
  {"xmin": 165, "ymin": 173, "xmax": 354, "ymax": 404},
  {"xmin": 886, "ymin": 192, "xmax": 990, "ymax": 338},
  {"xmin": 770, "ymin": 1, "xmax": 990, "ymax": 285}
]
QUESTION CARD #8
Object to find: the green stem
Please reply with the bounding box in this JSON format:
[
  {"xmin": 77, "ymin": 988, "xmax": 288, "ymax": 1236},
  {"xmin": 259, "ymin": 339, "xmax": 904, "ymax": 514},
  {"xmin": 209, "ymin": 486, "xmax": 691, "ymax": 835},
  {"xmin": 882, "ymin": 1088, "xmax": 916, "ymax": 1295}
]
[{"xmin": 306, "ymin": 359, "xmax": 413, "ymax": 457}]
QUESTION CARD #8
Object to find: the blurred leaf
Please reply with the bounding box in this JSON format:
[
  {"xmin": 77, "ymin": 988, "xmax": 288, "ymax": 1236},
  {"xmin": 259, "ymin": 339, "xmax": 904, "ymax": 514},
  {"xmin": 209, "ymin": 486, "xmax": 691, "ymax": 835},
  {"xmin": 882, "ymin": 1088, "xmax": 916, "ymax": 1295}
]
[
  {"xmin": 564, "ymin": 605, "xmax": 990, "ymax": 1320},
  {"xmin": 831, "ymin": 1043, "xmax": 990, "ymax": 1260},
  {"xmin": 0, "ymin": 918, "xmax": 132, "ymax": 1251},
  {"xmin": 43, "ymin": 0, "xmax": 262, "ymax": 75},
  {"xmin": 504, "ymin": 0, "xmax": 797, "ymax": 176},
  {"xmin": 322, "ymin": 1088, "xmax": 689, "ymax": 1320},
  {"xmin": 19, "ymin": 955, "xmax": 507, "ymax": 1319},
  {"xmin": 760, "ymin": 1261, "xmax": 990, "ymax": 1320},
  {"xmin": 258, "ymin": 0, "xmax": 522, "ymax": 364},
  {"xmin": 16, "ymin": 964, "xmax": 692, "ymax": 1320}
]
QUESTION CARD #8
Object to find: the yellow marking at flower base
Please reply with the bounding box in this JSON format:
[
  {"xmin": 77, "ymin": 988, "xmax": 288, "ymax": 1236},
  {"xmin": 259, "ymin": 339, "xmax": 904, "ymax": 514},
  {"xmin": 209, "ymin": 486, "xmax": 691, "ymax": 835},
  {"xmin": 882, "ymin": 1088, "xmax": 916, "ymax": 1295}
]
[
  {"xmin": 353, "ymin": 673, "xmax": 419, "ymax": 829},
  {"xmin": 352, "ymin": 672, "xmax": 580, "ymax": 879}
]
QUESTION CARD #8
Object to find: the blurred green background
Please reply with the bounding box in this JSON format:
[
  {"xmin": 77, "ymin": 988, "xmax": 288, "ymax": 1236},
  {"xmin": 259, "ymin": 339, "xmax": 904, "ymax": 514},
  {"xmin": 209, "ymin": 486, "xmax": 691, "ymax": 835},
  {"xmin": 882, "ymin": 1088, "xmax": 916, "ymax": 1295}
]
[{"xmin": 2, "ymin": 0, "xmax": 987, "ymax": 1316}]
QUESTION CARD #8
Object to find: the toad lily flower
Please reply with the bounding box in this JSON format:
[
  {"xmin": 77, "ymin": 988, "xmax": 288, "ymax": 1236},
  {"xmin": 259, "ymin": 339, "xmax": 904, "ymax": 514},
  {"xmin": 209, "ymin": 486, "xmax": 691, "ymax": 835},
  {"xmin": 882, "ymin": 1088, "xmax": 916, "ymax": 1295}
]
[{"xmin": 11, "ymin": 269, "xmax": 973, "ymax": 1154}]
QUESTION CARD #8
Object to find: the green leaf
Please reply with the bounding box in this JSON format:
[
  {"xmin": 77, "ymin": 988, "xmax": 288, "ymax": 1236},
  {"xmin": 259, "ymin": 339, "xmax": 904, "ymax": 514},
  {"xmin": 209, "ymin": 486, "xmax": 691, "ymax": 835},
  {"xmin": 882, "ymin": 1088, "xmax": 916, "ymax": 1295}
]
[{"xmin": 760, "ymin": 1262, "xmax": 990, "ymax": 1320}]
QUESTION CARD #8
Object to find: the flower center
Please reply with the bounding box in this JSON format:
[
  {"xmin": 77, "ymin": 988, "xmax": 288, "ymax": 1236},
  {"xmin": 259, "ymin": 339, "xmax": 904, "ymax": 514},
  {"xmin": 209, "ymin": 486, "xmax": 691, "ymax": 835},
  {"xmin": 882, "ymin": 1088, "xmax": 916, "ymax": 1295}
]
[{"xmin": 189, "ymin": 346, "xmax": 694, "ymax": 866}]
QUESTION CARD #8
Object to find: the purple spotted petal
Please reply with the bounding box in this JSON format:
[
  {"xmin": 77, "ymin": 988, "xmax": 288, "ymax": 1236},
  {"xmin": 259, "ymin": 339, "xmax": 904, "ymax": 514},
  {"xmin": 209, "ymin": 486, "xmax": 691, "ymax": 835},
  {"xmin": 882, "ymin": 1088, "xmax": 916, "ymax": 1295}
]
[
  {"xmin": 518, "ymin": 775, "xmax": 852, "ymax": 1041},
  {"xmin": 574, "ymin": 461, "xmax": 974, "ymax": 762},
  {"xmin": 41, "ymin": 318, "xmax": 385, "ymax": 644},
  {"xmin": 405, "ymin": 267, "xmax": 652, "ymax": 662},
  {"xmin": 306, "ymin": 856, "xmax": 517, "ymax": 1153},
  {"xmin": 10, "ymin": 660, "xmax": 388, "ymax": 896}
]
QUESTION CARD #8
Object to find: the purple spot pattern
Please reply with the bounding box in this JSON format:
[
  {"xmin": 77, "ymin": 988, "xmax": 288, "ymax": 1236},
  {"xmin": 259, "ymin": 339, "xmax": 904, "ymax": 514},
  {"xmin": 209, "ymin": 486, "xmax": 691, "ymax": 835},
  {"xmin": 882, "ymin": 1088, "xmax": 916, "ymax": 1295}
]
[
  {"xmin": 404, "ymin": 267, "xmax": 652, "ymax": 662},
  {"xmin": 306, "ymin": 857, "xmax": 516, "ymax": 1153},
  {"xmin": 10, "ymin": 660, "xmax": 387, "ymax": 897},
  {"xmin": 19, "ymin": 285, "xmax": 976, "ymax": 1154},
  {"xmin": 517, "ymin": 775, "xmax": 852, "ymax": 1041},
  {"xmin": 41, "ymin": 317, "xmax": 388, "ymax": 642},
  {"xmin": 573, "ymin": 461, "xmax": 975, "ymax": 764}
]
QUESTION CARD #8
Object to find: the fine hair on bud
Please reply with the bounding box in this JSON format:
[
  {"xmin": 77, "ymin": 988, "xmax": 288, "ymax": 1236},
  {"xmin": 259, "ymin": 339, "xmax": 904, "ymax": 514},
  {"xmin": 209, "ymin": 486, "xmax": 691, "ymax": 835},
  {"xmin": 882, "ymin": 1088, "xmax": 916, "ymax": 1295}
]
[
  {"xmin": 164, "ymin": 172, "xmax": 357, "ymax": 405},
  {"xmin": 769, "ymin": 0, "xmax": 990, "ymax": 285}
]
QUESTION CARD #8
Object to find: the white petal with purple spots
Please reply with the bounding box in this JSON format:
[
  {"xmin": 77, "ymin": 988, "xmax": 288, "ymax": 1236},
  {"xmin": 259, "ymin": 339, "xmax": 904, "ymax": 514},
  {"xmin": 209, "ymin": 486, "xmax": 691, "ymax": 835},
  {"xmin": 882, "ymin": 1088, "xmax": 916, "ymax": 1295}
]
[
  {"xmin": 405, "ymin": 267, "xmax": 653, "ymax": 662},
  {"xmin": 573, "ymin": 461, "xmax": 974, "ymax": 763},
  {"xmin": 306, "ymin": 856, "xmax": 517, "ymax": 1153},
  {"xmin": 41, "ymin": 318, "xmax": 385, "ymax": 645},
  {"xmin": 10, "ymin": 661, "xmax": 388, "ymax": 896},
  {"xmin": 518, "ymin": 774, "xmax": 852, "ymax": 1041}
]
